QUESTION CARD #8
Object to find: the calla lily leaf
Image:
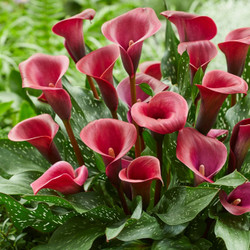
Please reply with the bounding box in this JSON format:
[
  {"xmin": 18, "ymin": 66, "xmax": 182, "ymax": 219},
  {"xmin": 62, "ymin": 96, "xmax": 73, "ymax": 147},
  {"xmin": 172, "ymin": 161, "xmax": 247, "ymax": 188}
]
[
  {"xmin": 139, "ymin": 82, "xmax": 155, "ymax": 97},
  {"xmin": 213, "ymin": 171, "xmax": 248, "ymax": 187}
]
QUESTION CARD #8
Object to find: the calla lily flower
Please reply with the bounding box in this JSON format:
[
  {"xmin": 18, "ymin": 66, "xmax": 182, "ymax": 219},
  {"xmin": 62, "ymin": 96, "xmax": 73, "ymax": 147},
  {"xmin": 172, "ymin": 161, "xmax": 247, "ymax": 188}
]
[
  {"xmin": 139, "ymin": 61, "xmax": 162, "ymax": 80},
  {"xmin": 119, "ymin": 156, "xmax": 162, "ymax": 208},
  {"xmin": 31, "ymin": 161, "xmax": 88, "ymax": 195},
  {"xmin": 161, "ymin": 11, "xmax": 217, "ymax": 42},
  {"xmin": 195, "ymin": 70, "xmax": 248, "ymax": 135},
  {"xmin": 178, "ymin": 40, "xmax": 217, "ymax": 83},
  {"xmin": 102, "ymin": 8, "xmax": 161, "ymax": 77},
  {"xmin": 8, "ymin": 114, "xmax": 61, "ymax": 164},
  {"xmin": 176, "ymin": 127, "xmax": 227, "ymax": 185},
  {"xmin": 80, "ymin": 119, "xmax": 137, "ymax": 186},
  {"xmin": 117, "ymin": 73, "xmax": 168, "ymax": 108},
  {"xmin": 76, "ymin": 44, "xmax": 120, "ymax": 115},
  {"xmin": 219, "ymin": 182, "xmax": 250, "ymax": 216},
  {"xmin": 218, "ymin": 27, "xmax": 250, "ymax": 76},
  {"xmin": 207, "ymin": 129, "xmax": 228, "ymax": 142},
  {"xmin": 52, "ymin": 9, "xmax": 96, "ymax": 63},
  {"xmin": 228, "ymin": 118, "xmax": 250, "ymax": 173},
  {"xmin": 19, "ymin": 53, "xmax": 71, "ymax": 120},
  {"xmin": 131, "ymin": 91, "xmax": 188, "ymax": 135}
]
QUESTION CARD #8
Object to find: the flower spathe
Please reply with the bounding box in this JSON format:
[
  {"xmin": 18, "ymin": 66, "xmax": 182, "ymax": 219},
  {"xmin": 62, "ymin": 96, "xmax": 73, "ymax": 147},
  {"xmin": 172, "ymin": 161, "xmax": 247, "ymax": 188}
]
[
  {"xmin": 131, "ymin": 91, "xmax": 188, "ymax": 135},
  {"xmin": 228, "ymin": 118, "xmax": 250, "ymax": 173},
  {"xmin": 52, "ymin": 9, "xmax": 96, "ymax": 63},
  {"xmin": 76, "ymin": 44, "xmax": 120, "ymax": 113},
  {"xmin": 80, "ymin": 119, "xmax": 137, "ymax": 186},
  {"xmin": 139, "ymin": 61, "xmax": 162, "ymax": 80},
  {"xmin": 207, "ymin": 129, "xmax": 228, "ymax": 142},
  {"xmin": 8, "ymin": 114, "xmax": 61, "ymax": 164},
  {"xmin": 176, "ymin": 127, "xmax": 227, "ymax": 185},
  {"xmin": 178, "ymin": 40, "xmax": 217, "ymax": 82},
  {"xmin": 219, "ymin": 182, "xmax": 250, "ymax": 216},
  {"xmin": 218, "ymin": 27, "xmax": 250, "ymax": 76},
  {"xmin": 195, "ymin": 70, "xmax": 248, "ymax": 135},
  {"xmin": 161, "ymin": 11, "xmax": 217, "ymax": 42},
  {"xmin": 31, "ymin": 161, "xmax": 88, "ymax": 195},
  {"xmin": 102, "ymin": 8, "xmax": 161, "ymax": 77},
  {"xmin": 119, "ymin": 156, "xmax": 162, "ymax": 208},
  {"xmin": 19, "ymin": 53, "xmax": 72, "ymax": 120}
]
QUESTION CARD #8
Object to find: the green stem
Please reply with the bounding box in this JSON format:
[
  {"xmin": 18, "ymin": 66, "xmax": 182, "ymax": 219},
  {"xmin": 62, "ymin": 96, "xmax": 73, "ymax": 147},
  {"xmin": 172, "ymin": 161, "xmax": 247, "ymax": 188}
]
[
  {"xmin": 63, "ymin": 119, "xmax": 85, "ymax": 166},
  {"xmin": 118, "ymin": 185, "xmax": 130, "ymax": 215},
  {"xmin": 86, "ymin": 75, "xmax": 99, "ymax": 100}
]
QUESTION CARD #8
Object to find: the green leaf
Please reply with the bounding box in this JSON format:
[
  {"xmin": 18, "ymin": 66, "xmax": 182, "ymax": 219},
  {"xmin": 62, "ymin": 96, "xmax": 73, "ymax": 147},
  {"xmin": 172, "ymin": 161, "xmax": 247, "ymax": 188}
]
[
  {"xmin": 33, "ymin": 216, "xmax": 105, "ymax": 250},
  {"xmin": 139, "ymin": 83, "xmax": 154, "ymax": 97},
  {"xmin": 17, "ymin": 101, "xmax": 36, "ymax": 123},
  {"xmin": 0, "ymin": 101, "xmax": 13, "ymax": 116},
  {"xmin": 215, "ymin": 213, "xmax": 250, "ymax": 250},
  {"xmin": 242, "ymin": 47, "xmax": 250, "ymax": 87},
  {"xmin": 161, "ymin": 20, "xmax": 180, "ymax": 84},
  {"xmin": 0, "ymin": 193, "xmax": 75, "ymax": 233},
  {"xmin": 156, "ymin": 186, "xmax": 219, "ymax": 225},
  {"xmin": 213, "ymin": 171, "xmax": 248, "ymax": 187}
]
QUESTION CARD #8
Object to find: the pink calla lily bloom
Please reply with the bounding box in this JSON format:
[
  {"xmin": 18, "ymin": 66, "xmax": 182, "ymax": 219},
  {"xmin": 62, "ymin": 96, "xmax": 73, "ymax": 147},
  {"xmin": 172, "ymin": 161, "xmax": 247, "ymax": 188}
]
[
  {"xmin": 8, "ymin": 114, "xmax": 61, "ymax": 164},
  {"xmin": 119, "ymin": 156, "xmax": 162, "ymax": 208},
  {"xmin": 161, "ymin": 11, "xmax": 217, "ymax": 42},
  {"xmin": 76, "ymin": 44, "xmax": 120, "ymax": 114},
  {"xmin": 19, "ymin": 53, "xmax": 72, "ymax": 120},
  {"xmin": 131, "ymin": 91, "xmax": 188, "ymax": 135},
  {"xmin": 80, "ymin": 119, "xmax": 137, "ymax": 186},
  {"xmin": 31, "ymin": 161, "xmax": 88, "ymax": 195},
  {"xmin": 102, "ymin": 8, "xmax": 161, "ymax": 77},
  {"xmin": 139, "ymin": 61, "xmax": 162, "ymax": 80},
  {"xmin": 218, "ymin": 27, "xmax": 250, "ymax": 76},
  {"xmin": 219, "ymin": 182, "xmax": 250, "ymax": 216},
  {"xmin": 207, "ymin": 129, "xmax": 228, "ymax": 142},
  {"xmin": 228, "ymin": 119, "xmax": 250, "ymax": 173},
  {"xmin": 195, "ymin": 70, "xmax": 248, "ymax": 135},
  {"xmin": 178, "ymin": 40, "xmax": 217, "ymax": 82},
  {"xmin": 52, "ymin": 9, "xmax": 96, "ymax": 63},
  {"xmin": 176, "ymin": 127, "xmax": 227, "ymax": 185}
]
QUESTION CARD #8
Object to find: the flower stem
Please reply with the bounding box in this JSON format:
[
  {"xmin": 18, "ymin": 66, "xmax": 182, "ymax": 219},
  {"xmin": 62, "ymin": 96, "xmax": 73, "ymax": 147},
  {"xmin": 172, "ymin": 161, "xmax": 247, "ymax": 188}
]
[
  {"xmin": 63, "ymin": 119, "xmax": 85, "ymax": 166},
  {"xmin": 111, "ymin": 110, "xmax": 118, "ymax": 119},
  {"xmin": 129, "ymin": 75, "xmax": 137, "ymax": 105},
  {"xmin": 118, "ymin": 185, "xmax": 130, "ymax": 215},
  {"xmin": 86, "ymin": 75, "xmax": 99, "ymax": 100},
  {"xmin": 231, "ymin": 94, "xmax": 236, "ymax": 107}
]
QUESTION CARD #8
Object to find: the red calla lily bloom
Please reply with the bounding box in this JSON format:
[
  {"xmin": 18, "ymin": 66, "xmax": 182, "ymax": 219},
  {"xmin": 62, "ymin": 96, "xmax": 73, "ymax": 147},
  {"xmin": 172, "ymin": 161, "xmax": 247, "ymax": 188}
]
[
  {"xmin": 76, "ymin": 44, "xmax": 120, "ymax": 114},
  {"xmin": 228, "ymin": 119, "xmax": 250, "ymax": 173},
  {"xmin": 119, "ymin": 156, "xmax": 162, "ymax": 208},
  {"xmin": 207, "ymin": 129, "xmax": 228, "ymax": 142},
  {"xmin": 139, "ymin": 61, "xmax": 162, "ymax": 80},
  {"xmin": 31, "ymin": 161, "xmax": 88, "ymax": 195},
  {"xmin": 8, "ymin": 114, "xmax": 61, "ymax": 164},
  {"xmin": 219, "ymin": 182, "xmax": 250, "ymax": 216},
  {"xmin": 52, "ymin": 9, "xmax": 96, "ymax": 63},
  {"xmin": 19, "ymin": 53, "xmax": 71, "ymax": 120},
  {"xmin": 178, "ymin": 40, "xmax": 217, "ymax": 82},
  {"xmin": 176, "ymin": 127, "xmax": 227, "ymax": 185},
  {"xmin": 195, "ymin": 70, "xmax": 248, "ymax": 135},
  {"xmin": 131, "ymin": 91, "xmax": 188, "ymax": 135},
  {"xmin": 218, "ymin": 27, "xmax": 250, "ymax": 76},
  {"xmin": 161, "ymin": 11, "xmax": 217, "ymax": 42},
  {"xmin": 117, "ymin": 73, "xmax": 168, "ymax": 108},
  {"xmin": 80, "ymin": 119, "xmax": 137, "ymax": 186},
  {"xmin": 102, "ymin": 8, "xmax": 161, "ymax": 77}
]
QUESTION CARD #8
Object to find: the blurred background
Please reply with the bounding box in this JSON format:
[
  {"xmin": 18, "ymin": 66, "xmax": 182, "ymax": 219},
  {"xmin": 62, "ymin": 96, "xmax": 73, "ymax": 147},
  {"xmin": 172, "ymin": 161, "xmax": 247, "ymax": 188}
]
[{"xmin": 0, "ymin": 0, "xmax": 250, "ymax": 138}]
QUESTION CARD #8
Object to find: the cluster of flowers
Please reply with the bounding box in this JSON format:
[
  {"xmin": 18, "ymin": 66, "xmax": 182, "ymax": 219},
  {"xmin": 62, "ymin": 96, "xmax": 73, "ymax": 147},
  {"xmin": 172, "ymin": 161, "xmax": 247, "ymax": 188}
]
[{"xmin": 7, "ymin": 8, "xmax": 250, "ymax": 216}]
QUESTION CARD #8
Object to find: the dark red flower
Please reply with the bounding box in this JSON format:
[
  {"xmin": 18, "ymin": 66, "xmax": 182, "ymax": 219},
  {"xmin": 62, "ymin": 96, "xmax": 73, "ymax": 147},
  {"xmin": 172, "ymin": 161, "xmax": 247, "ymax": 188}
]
[
  {"xmin": 31, "ymin": 161, "xmax": 88, "ymax": 195},
  {"xmin": 161, "ymin": 11, "xmax": 217, "ymax": 42},
  {"xmin": 102, "ymin": 8, "xmax": 161, "ymax": 77},
  {"xmin": 139, "ymin": 61, "xmax": 162, "ymax": 80},
  {"xmin": 228, "ymin": 119, "xmax": 250, "ymax": 173},
  {"xmin": 52, "ymin": 9, "xmax": 96, "ymax": 63},
  {"xmin": 119, "ymin": 156, "xmax": 162, "ymax": 208},
  {"xmin": 178, "ymin": 40, "xmax": 217, "ymax": 82},
  {"xmin": 131, "ymin": 91, "xmax": 188, "ymax": 134},
  {"xmin": 76, "ymin": 44, "xmax": 120, "ymax": 113},
  {"xmin": 219, "ymin": 182, "xmax": 250, "ymax": 216},
  {"xmin": 195, "ymin": 70, "xmax": 248, "ymax": 135},
  {"xmin": 80, "ymin": 119, "xmax": 137, "ymax": 186},
  {"xmin": 8, "ymin": 114, "xmax": 61, "ymax": 164},
  {"xmin": 176, "ymin": 127, "xmax": 227, "ymax": 185},
  {"xmin": 19, "ymin": 53, "xmax": 71, "ymax": 120},
  {"xmin": 218, "ymin": 27, "xmax": 250, "ymax": 76}
]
